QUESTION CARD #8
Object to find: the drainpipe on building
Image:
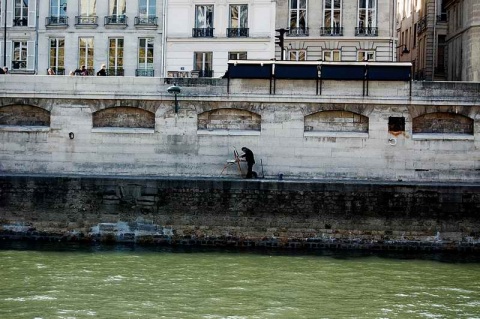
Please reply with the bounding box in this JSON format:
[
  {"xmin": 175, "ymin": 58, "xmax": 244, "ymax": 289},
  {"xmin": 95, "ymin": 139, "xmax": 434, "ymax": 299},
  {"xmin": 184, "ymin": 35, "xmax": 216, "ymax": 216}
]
[
  {"xmin": 3, "ymin": 0, "xmax": 6, "ymax": 67},
  {"xmin": 34, "ymin": 0, "xmax": 39, "ymax": 74},
  {"xmin": 392, "ymin": 0, "xmax": 397, "ymax": 61},
  {"xmin": 161, "ymin": 0, "xmax": 168, "ymax": 78},
  {"xmin": 432, "ymin": 0, "xmax": 437, "ymax": 80}
]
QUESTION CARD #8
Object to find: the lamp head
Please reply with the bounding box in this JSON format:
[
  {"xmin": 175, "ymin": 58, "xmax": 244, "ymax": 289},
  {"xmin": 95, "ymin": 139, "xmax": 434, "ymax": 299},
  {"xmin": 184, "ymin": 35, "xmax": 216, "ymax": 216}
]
[{"xmin": 167, "ymin": 85, "xmax": 181, "ymax": 94}]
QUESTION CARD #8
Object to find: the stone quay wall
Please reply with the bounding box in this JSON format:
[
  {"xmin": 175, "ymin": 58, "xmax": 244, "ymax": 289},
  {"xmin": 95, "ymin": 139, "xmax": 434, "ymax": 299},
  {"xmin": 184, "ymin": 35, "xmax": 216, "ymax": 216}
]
[
  {"xmin": 1, "ymin": 175, "xmax": 479, "ymax": 252},
  {"xmin": 0, "ymin": 76, "xmax": 480, "ymax": 182}
]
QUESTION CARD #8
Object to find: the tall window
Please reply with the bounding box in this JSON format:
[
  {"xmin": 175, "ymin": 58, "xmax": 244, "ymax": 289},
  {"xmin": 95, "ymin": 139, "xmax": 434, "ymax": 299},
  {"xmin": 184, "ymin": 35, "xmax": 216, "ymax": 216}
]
[
  {"xmin": 289, "ymin": 0, "xmax": 307, "ymax": 35},
  {"xmin": 50, "ymin": 0, "xmax": 67, "ymax": 17},
  {"xmin": 229, "ymin": 4, "xmax": 247, "ymax": 28},
  {"xmin": 78, "ymin": 37, "xmax": 94, "ymax": 73},
  {"xmin": 138, "ymin": 38, "xmax": 154, "ymax": 70},
  {"xmin": 80, "ymin": 0, "xmax": 96, "ymax": 16},
  {"xmin": 323, "ymin": 50, "xmax": 341, "ymax": 62},
  {"xmin": 139, "ymin": 0, "xmax": 156, "ymax": 17},
  {"xmin": 195, "ymin": 5, "xmax": 213, "ymax": 28},
  {"xmin": 49, "ymin": 38, "xmax": 65, "ymax": 74},
  {"xmin": 14, "ymin": 0, "xmax": 29, "ymax": 26},
  {"xmin": 229, "ymin": 52, "xmax": 247, "ymax": 60},
  {"xmin": 194, "ymin": 52, "xmax": 212, "ymax": 77},
  {"xmin": 323, "ymin": 0, "xmax": 342, "ymax": 35},
  {"xmin": 358, "ymin": 0, "xmax": 377, "ymax": 35},
  {"xmin": 289, "ymin": 50, "xmax": 306, "ymax": 61},
  {"xmin": 110, "ymin": 0, "xmax": 126, "ymax": 16},
  {"xmin": 12, "ymin": 41, "xmax": 27, "ymax": 69},
  {"xmin": 109, "ymin": 38, "xmax": 124, "ymax": 75}
]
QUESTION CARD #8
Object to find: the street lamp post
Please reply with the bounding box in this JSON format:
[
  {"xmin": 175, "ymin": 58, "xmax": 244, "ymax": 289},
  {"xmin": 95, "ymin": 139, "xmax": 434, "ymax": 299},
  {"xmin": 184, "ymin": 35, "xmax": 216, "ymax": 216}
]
[{"xmin": 167, "ymin": 84, "xmax": 181, "ymax": 114}]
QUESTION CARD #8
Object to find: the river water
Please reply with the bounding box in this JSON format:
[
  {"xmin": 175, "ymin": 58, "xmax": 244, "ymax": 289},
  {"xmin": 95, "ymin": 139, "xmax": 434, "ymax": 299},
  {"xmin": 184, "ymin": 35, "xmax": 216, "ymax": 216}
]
[{"xmin": 1, "ymin": 243, "xmax": 479, "ymax": 319}]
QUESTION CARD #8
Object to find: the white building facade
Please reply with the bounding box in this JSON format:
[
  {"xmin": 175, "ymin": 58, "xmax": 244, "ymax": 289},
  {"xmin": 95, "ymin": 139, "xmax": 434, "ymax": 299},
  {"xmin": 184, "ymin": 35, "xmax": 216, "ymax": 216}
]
[
  {"xmin": 0, "ymin": 0, "xmax": 165, "ymax": 76},
  {"xmin": 164, "ymin": 0, "xmax": 276, "ymax": 78},
  {"xmin": 275, "ymin": 0, "xmax": 398, "ymax": 62}
]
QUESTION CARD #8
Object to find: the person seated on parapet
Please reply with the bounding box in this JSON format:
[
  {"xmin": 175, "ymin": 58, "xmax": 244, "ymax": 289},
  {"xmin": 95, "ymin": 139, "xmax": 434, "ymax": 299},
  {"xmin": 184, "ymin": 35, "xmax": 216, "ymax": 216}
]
[
  {"xmin": 240, "ymin": 147, "xmax": 256, "ymax": 179},
  {"xmin": 96, "ymin": 64, "xmax": 107, "ymax": 76}
]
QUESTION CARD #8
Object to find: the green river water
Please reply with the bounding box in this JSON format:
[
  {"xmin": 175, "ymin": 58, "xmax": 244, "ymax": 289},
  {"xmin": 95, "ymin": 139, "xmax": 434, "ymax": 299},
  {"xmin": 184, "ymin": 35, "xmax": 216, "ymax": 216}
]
[{"xmin": 0, "ymin": 243, "xmax": 479, "ymax": 319}]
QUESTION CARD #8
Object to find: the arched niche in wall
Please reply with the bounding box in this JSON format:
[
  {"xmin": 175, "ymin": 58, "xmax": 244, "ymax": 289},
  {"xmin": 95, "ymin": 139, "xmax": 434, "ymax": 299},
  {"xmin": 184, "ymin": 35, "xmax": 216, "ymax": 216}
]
[
  {"xmin": 304, "ymin": 110, "xmax": 369, "ymax": 137},
  {"xmin": 0, "ymin": 104, "xmax": 50, "ymax": 132},
  {"xmin": 92, "ymin": 107, "xmax": 155, "ymax": 133},
  {"xmin": 412, "ymin": 112, "xmax": 474, "ymax": 140},
  {"xmin": 197, "ymin": 108, "xmax": 261, "ymax": 136}
]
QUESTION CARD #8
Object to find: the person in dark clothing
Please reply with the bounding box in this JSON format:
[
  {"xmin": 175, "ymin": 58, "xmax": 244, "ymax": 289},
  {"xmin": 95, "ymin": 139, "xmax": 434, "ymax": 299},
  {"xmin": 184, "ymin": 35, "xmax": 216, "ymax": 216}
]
[
  {"xmin": 96, "ymin": 64, "xmax": 107, "ymax": 76},
  {"xmin": 240, "ymin": 147, "xmax": 255, "ymax": 179}
]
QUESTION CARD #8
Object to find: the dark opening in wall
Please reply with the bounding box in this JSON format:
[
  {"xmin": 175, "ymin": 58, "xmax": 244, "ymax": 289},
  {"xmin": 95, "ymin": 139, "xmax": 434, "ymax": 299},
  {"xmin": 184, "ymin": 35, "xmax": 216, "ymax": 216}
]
[{"xmin": 388, "ymin": 117, "xmax": 405, "ymax": 132}]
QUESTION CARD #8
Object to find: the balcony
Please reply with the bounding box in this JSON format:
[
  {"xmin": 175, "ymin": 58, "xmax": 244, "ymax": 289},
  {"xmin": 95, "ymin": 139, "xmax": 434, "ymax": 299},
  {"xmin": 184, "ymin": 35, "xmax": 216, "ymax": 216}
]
[
  {"xmin": 227, "ymin": 28, "xmax": 249, "ymax": 37},
  {"xmin": 417, "ymin": 16, "xmax": 427, "ymax": 34},
  {"xmin": 12, "ymin": 61, "xmax": 27, "ymax": 69},
  {"xmin": 106, "ymin": 68, "xmax": 124, "ymax": 76},
  {"xmin": 104, "ymin": 15, "xmax": 128, "ymax": 28},
  {"xmin": 134, "ymin": 16, "xmax": 158, "ymax": 28},
  {"xmin": 355, "ymin": 27, "xmax": 378, "ymax": 36},
  {"xmin": 75, "ymin": 16, "xmax": 98, "ymax": 28},
  {"xmin": 45, "ymin": 16, "xmax": 68, "ymax": 28},
  {"xmin": 192, "ymin": 70, "xmax": 213, "ymax": 78},
  {"xmin": 288, "ymin": 27, "xmax": 309, "ymax": 37},
  {"xmin": 320, "ymin": 27, "xmax": 343, "ymax": 36},
  {"xmin": 13, "ymin": 18, "xmax": 28, "ymax": 26},
  {"xmin": 192, "ymin": 28, "xmax": 214, "ymax": 37},
  {"xmin": 136, "ymin": 69, "xmax": 154, "ymax": 77}
]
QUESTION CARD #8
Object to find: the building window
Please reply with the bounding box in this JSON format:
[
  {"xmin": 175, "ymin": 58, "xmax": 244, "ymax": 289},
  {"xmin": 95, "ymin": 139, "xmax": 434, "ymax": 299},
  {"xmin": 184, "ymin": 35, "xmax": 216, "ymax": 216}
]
[
  {"xmin": 109, "ymin": 38, "xmax": 124, "ymax": 76},
  {"xmin": 50, "ymin": 0, "xmax": 67, "ymax": 17},
  {"xmin": 357, "ymin": 50, "xmax": 375, "ymax": 61},
  {"xmin": 229, "ymin": 52, "xmax": 247, "ymax": 60},
  {"xmin": 194, "ymin": 5, "xmax": 214, "ymax": 37},
  {"xmin": 323, "ymin": 50, "xmax": 341, "ymax": 61},
  {"xmin": 137, "ymin": 38, "xmax": 154, "ymax": 76},
  {"xmin": 356, "ymin": 0, "xmax": 377, "ymax": 36},
  {"xmin": 289, "ymin": 50, "xmax": 306, "ymax": 61},
  {"xmin": 136, "ymin": 0, "xmax": 157, "ymax": 25},
  {"xmin": 12, "ymin": 41, "xmax": 27, "ymax": 69},
  {"xmin": 194, "ymin": 52, "xmax": 213, "ymax": 77},
  {"xmin": 80, "ymin": 0, "xmax": 96, "ymax": 16},
  {"xmin": 78, "ymin": 37, "xmax": 94, "ymax": 75},
  {"xmin": 289, "ymin": 0, "xmax": 308, "ymax": 36},
  {"xmin": 106, "ymin": 0, "xmax": 126, "ymax": 24},
  {"xmin": 228, "ymin": 4, "xmax": 248, "ymax": 37},
  {"xmin": 322, "ymin": 0, "xmax": 342, "ymax": 36},
  {"xmin": 49, "ymin": 38, "xmax": 65, "ymax": 74},
  {"xmin": 14, "ymin": 0, "xmax": 29, "ymax": 26}
]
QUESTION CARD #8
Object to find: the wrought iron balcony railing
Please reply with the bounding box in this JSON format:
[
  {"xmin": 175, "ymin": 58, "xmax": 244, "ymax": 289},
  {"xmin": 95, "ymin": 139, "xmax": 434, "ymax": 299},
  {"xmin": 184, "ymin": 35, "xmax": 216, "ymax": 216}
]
[
  {"xmin": 105, "ymin": 15, "xmax": 127, "ymax": 26},
  {"xmin": 46, "ymin": 16, "xmax": 68, "ymax": 26},
  {"xmin": 355, "ymin": 27, "xmax": 378, "ymax": 36},
  {"xmin": 136, "ymin": 69, "xmax": 154, "ymax": 77},
  {"xmin": 75, "ymin": 16, "xmax": 98, "ymax": 26},
  {"xmin": 12, "ymin": 61, "xmax": 27, "ymax": 69},
  {"xmin": 288, "ymin": 27, "xmax": 309, "ymax": 36},
  {"xmin": 227, "ymin": 28, "xmax": 249, "ymax": 37},
  {"xmin": 192, "ymin": 69, "xmax": 213, "ymax": 78},
  {"xmin": 417, "ymin": 16, "xmax": 427, "ymax": 34},
  {"xmin": 134, "ymin": 16, "xmax": 158, "ymax": 26},
  {"xmin": 192, "ymin": 28, "xmax": 214, "ymax": 37},
  {"xmin": 320, "ymin": 27, "xmax": 343, "ymax": 36},
  {"xmin": 13, "ymin": 18, "xmax": 28, "ymax": 26},
  {"xmin": 106, "ymin": 68, "xmax": 124, "ymax": 76}
]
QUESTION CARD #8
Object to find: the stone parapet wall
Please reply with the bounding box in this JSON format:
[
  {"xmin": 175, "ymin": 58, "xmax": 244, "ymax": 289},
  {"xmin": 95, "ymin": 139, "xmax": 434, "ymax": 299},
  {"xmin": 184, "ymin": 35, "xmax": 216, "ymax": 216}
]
[{"xmin": 0, "ymin": 175, "xmax": 479, "ymax": 251}]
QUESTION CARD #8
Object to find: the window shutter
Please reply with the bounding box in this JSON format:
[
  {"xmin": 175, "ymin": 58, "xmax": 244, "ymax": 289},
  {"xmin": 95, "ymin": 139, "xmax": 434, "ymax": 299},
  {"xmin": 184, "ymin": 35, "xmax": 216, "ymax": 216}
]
[
  {"xmin": 6, "ymin": 0, "xmax": 13, "ymax": 27},
  {"xmin": 28, "ymin": 0, "xmax": 36, "ymax": 27},
  {"xmin": 27, "ymin": 41, "xmax": 35, "ymax": 70},
  {"xmin": 5, "ymin": 41, "xmax": 11, "ymax": 69}
]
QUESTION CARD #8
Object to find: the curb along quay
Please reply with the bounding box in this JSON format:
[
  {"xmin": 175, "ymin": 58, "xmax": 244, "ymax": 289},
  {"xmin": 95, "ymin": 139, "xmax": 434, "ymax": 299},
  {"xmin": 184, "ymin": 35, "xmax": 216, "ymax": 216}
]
[{"xmin": 0, "ymin": 62, "xmax": 479, "ymax": 253}]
